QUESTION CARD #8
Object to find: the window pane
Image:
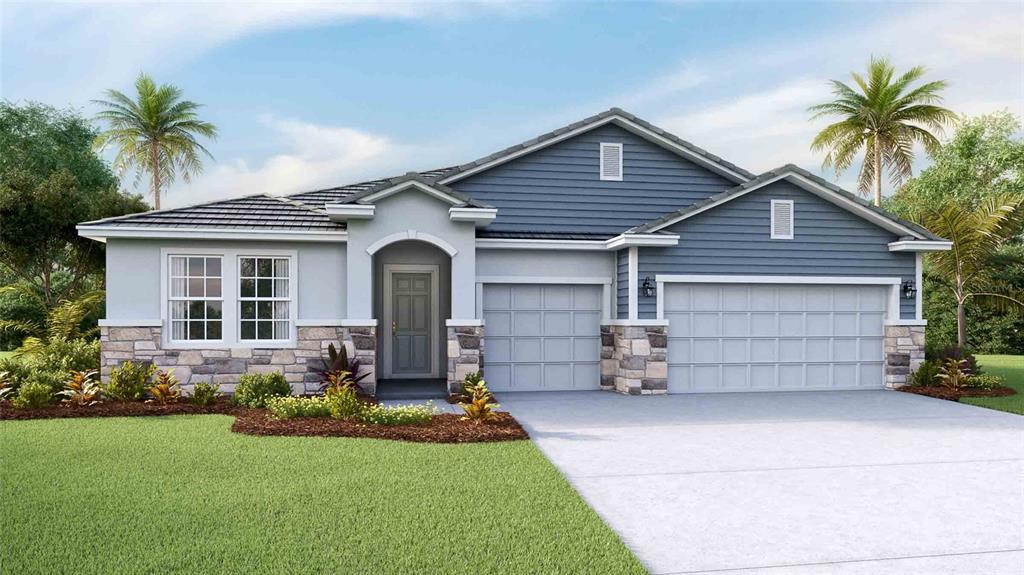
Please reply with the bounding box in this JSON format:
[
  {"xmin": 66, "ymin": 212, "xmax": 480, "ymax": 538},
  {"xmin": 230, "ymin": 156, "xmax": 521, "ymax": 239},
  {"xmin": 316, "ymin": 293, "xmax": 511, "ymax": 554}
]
[
  {"xmin": 188, "ymin": 257, "xmax": 204, "ymax": 276},
  {"xmin": 273, "ymin": 301, "xmax": 289, "ymax": 319},
  {"xmin": 171, "ymin": 301, "xmax": 187, "ymax": 319},
  {"xmin": 273, "ymin": 321, "xmax": 289, "ymax": 339},
  {"xmin": 188, "ymin": 321, "xmax": 205, "ymax": 340},
  {"xmin": 205, "ymin": 257, "xmax": 221, "ymax": 277},
  {"xmin": 257, "ymin": 301, "xmax": 272, "ymax": 319},
  {"xmin": 188, "ymin": 278, "xmax": 205, "ymax": 298},
  {"xmin": 172, "ymin": 320, "xmax": 186, "ymax": 340},
  {"xmin": 257, "ymin": 258, "xmax": 272, "ymax": 277},
  {"xmin": 189, "ymin": 300, "xmax": 205, "ymax": 319},
  {"xmin": 257, "ymin": 321, "xmax": 272, "ymax": 340},
  {"xmin": 206, "ymin": 278, "xmax": 221, "ymax": 298},
  {"xmin": 240, "ymin": 258, "xmax": 255, "ymax": 277},
  {"xmin": 207, "ymin": 321, "xmax": 222, "ymax": 340},
  {"xmin": 240, "ymin": 278, "xmax": 255, "ymax": 298},
  {"xmin": 171, "ymin": 278, "xmax": 186, "ymax": 298},
  {"xmin": 274, "ymin": 258, "xmax": 289, "ymax": 277},
  {"xmin": 273, "ymin": 278, "xmax": 288, "ymax": 298},
  {"xmin": 257, "ymin": 279, "xmax": 272, "ymax": 298},
  {"xmin": 206, "ymin": 301, "xmax": 222, "ymax": 320},
  {"xmin": 171, "ymin": 256, "xmax": 186, "ymax": 276},
  {"xmin": 240, "ymin": 301, "xmax": 255, "ymax": 319},
  {"xmin": 240, "ymin": 321, "xmax": 256, "ymax": 340}
]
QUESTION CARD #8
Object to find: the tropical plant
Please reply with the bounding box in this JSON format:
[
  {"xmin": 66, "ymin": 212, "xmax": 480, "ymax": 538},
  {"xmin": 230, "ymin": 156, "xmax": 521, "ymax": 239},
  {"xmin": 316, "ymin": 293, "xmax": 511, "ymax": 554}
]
[
  {"xmin": 232, "ymin": 372, "xmax": 291, "ymax": 408},
  {"xmin": 936, "ymin": 358, "xmax": 970, "ymax": 391},
  {"xmin": 327, "ymin": 386, "xmax": 364, "ymax": 420},
  {"xmin": 459, "ymin": 378, "xmax": 500, "ymax": 426},
  {"xmin": 93, "ymin": 73, "xmax": 218, "ymax": 210},
  {"xmin": 266, "ymin": 396, "xmax": 331, "ymax": 419},
  {"xmin": 931, "ymin": 345, "xmax": 981, "ymax": 376},
  {"xmin": 0, "ymin": 358, "xmax": 30, "ymax": 390},
  {"xmin": 190, "ymin": 382, "xmax": 221, "ymax": 406},
  {"xmin": 0, "ymin": 371, "xmax": 14, "ymax": 401},
  {"xmin": 916, "ymin": 195, "xmax": 1024, "ymax": 347},
  {"xmin": 146, "ymin": 370, "xmax": 181, "ymax": 405},
  {"xmin": 25, "ymin": 369, "xmax": 68, "ymax": 394},
  {"xmin": 106, "ymin": 361, "xmax": 156, "ymax": 401},
  {"xmin": 808, "ymin": 57, "xmax": 956, "ymax": 206},
  {"xmin": 59, "ymin": 370, "xmax": 102, "ymax": 406},
  {"xmin": 0, "ymin": 287, "xmax": 104, "ymax": 351},
  {"xmin": 10, "ymin": 381, "xmax": 54, "ymax": 409},
  {"xmin": 319, "ymin": 343, "xmax": 367, "ymax": 392}
]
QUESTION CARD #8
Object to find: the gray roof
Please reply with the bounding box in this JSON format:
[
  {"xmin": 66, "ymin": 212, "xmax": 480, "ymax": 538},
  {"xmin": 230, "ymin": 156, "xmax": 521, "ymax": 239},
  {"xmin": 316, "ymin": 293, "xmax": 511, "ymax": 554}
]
[
  {"xmin": 627, "ymin": 164, "xmax": 944, "ymax": 241},
  {"xmin": 78, "ymin": 194, "xmax": 343, "ymax": 231},
  {"xmin": 435, "ymin": 107, "xmax": 756, "ymax": 184},
  {"xmin": 288, "ymin": 167, "xmax": 455, "ymax": 208},
  {"xmin": 477, "ymin": 230, "xmax": 614, "ymax": 240},
  {"xmin": 327, "ymin": 172, "xmax": 493, "ymax": 208}
]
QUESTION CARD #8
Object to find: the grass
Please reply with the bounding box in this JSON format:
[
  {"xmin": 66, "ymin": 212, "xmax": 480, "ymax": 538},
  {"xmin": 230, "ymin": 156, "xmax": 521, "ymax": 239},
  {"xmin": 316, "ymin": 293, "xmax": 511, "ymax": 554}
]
[
  {"xmin": 0, "ymin": 415, "xmax": 644, "ymax": 575},
  {"xmin": 963, "ymin": 355, "xmax": 1024, "ymax": 415}
]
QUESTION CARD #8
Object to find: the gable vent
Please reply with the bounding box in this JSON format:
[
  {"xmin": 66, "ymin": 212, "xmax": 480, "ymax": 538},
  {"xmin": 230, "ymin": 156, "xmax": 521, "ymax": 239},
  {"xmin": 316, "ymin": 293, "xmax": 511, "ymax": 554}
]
[
  {"xmin": 600, "ymin": 143, "xmax": 623, "ymax": 181},
  {"xmin": 770, "ymin": 199, "xmax": 794, "ymax": 239}
]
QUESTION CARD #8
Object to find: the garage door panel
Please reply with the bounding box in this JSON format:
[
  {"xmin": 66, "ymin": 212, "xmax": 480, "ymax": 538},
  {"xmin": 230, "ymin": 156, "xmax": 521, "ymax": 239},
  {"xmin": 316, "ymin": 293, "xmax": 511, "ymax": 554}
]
[
  {"xmin": 543, "ymin": 312, "xmax": 572, "ymax": 336},
  {"xmin": 543, "ymin": 285, "xmax": 572, "ymax": 309},
  {"xmin": 543, "ymin": 363, "xmax": 571, "ymax": 386},
  {"xmin": 488, "ymin": 337, "xmax": 511, "ymax": 362},
  {"xmin": 513, "ymin": 311, "xmax": 542, "ymax": 336},
  {"xmin": 574, "ymin": 287, "xmax": 602, "ymax": 309},
  {"xmin": 543, "ymin": 338, "xmax": 572, "ymax": 362},
  {"xmin": 487, "ymin": 364, "xmax": 512, "ymax": 389},
  {"xmin": 483, "ymin": 286, "xmax": 511, "ymax": 310},
  {"xmin": 573, "ymin": 363, "xmax": 599, "ymax": 388},
  {"xmin": 513, "ymin": 364, "xmax": 541, "ymax": 388},
  {"xmin": 573, "ymin": 311, "xmax": 601, "ymax": 335},
  {"xmin": 573, "ymin": 338, "xmax": 600, "ymax": 361},
  {"xmin": 667, "ymin": 283, "xmax": 887, "ymax": 393},
  {"xmin": 484, "ymin": 311, "xmax": 512, "ymax": 336},
  {"xmin": 512, "ymin": 286, "xmax": 542, "ymax": 308},
  {"xmin": 513, "ymin": 338, "xmax": 542, "ymax": 362}
]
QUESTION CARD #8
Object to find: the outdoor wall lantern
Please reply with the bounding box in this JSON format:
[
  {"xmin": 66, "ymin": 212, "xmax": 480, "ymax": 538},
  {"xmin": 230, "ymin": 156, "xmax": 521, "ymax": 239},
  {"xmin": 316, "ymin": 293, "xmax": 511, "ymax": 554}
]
[
  {"xmin": 901, "ymin": 279, "xmax": 917, "ymax": 300},
  {"xmin": 641, "ymin": 276, "xmax": 655, "ymax": 298}
]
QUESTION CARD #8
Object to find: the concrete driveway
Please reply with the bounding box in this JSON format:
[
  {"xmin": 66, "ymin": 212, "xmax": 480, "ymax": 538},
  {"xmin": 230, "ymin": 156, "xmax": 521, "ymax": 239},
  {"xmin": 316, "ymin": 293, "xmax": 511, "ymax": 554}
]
[{"xmin": 499, "ymin": 390, "xmax": 1024, "ymax": 575}]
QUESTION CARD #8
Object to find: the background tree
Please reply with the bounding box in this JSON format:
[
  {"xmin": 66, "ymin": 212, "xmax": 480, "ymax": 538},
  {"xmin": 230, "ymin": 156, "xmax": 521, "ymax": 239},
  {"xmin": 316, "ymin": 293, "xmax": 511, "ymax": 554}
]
[
  {"xmin": 93, "ymin": 73, "xmax": 217, "ymax": 210},
  {"xmin": 809, "ymin": 57, "xmax": 956, "ymax": 206}
]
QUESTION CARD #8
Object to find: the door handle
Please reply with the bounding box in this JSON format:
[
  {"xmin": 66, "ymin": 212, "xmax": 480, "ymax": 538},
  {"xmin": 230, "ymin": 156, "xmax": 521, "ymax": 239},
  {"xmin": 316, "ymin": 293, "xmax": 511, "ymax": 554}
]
[{"xmin": 392, "ymin": 320, "xmax": 397, "ymax": 333}]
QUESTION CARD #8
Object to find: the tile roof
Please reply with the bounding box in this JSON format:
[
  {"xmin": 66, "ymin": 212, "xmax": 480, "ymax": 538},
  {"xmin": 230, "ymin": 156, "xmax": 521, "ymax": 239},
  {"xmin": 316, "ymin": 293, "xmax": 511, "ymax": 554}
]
[
  {"xmin": 287, "ymin": 168, "xmax": 455, "ymax": 208},
  {"xmin": 326, "ymin": 172, "xmax": 494, "ymax": 208}
]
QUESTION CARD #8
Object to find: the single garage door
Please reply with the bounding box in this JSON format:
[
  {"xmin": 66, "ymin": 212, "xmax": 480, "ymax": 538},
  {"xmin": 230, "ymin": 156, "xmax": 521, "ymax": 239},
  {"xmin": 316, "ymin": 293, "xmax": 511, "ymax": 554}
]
[
  {"xmin": 665, "ymin": 283, "xmax": 887, "ymax": 393},
  {"xmin": 483, "ymin": 284, "xmax": 602, "ymax": 392}
]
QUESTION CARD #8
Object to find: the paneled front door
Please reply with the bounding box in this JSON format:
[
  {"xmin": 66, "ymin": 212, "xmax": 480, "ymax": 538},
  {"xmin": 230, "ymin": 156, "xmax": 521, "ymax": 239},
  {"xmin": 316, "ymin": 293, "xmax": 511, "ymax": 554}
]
[{"xmin": 384, "ymin": 265, "xmax": 438, "ymax": 378}]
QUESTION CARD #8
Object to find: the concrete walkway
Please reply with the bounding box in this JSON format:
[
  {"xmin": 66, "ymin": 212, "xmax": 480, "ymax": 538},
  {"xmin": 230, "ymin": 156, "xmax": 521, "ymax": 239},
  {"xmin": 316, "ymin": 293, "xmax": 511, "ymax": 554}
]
[{"xmin": 499, "ymin": 390, "xmax": 1024, "ymax": 575}]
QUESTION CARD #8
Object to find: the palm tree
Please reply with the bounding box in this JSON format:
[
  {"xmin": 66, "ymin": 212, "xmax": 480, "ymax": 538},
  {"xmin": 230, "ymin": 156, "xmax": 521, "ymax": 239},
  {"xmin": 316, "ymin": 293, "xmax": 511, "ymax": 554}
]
[
  {"xmin": 93, "ymin": 73, "xmax": 217, "ymax": 209},
  {"xmin": 808, "ymin": 57, "xmax": 956, "ymax": 206},
  {"xmin": 918, "ymin": 195, "xmax": 1024, "ymax": 348}
]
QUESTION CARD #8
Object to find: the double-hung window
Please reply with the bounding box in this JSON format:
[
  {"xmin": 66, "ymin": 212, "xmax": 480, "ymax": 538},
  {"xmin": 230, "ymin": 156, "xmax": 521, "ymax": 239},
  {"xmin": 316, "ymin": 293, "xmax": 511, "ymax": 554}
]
[
  {"xmin": 169, "ymin": 256, "xmax": 223, "ymax": 341},
  {"xmin": 239, "ymin": 256, "xmax": 292, "ymax": 341}
]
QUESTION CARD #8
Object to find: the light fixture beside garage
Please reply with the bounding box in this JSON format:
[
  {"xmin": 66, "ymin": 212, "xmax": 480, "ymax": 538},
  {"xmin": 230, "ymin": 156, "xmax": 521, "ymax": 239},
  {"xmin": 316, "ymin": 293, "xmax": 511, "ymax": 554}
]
[
  {"xmin": 642, "ymin": 276, "xmax": 655, "ymax": 297},
  {"xmin": 901, "ymin": 279, "xmax": 917, "ymax": 300}
]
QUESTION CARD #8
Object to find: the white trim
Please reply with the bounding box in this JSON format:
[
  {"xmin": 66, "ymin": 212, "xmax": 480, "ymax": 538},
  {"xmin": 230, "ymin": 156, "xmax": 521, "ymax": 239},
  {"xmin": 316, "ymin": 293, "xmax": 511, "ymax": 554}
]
[
  {"xmin": 602, "ymin": 283, "xmax": 612, "ymax": 322},
  {"xmin": 340, "ymin": 319, "xmax": 378, "ymax": 327},
  {"xmin": 885, "ymin": 319, "xmax": 928, "ymax": 326},
  {"xmin": 78, "ymin": 225, "xmax": 347, "ymax": 243},
  {"xmin": 475, "ymin": 276, "xmax": 613, "ymax": 285},
  {"xmin": 324, "ymin": 204, "xmax": 375, "ymax": 221},
  {"xmin": 365, "ymin": 230, "xmax": 458, "ymax": 257},
  {"xmin": 770, "ymin": 199, "xmax": 795, "ymax": 240},
  {"xmin": 295, "ymin": 319, "xmax": 346, "ymax": 327},
  {"xmin": 446, "ymin": 319, "xmax": 484, "ymax": 327},
  {"xmin": 915, "ymin": 252, "xmax": 924, "ymax": 321},
  {"xmin": 449, "ymin": 207, "xmax": 497, "ymax": 226},
  {"xmin": 236, "ymin": 254, "xmax": 297, "ymax": 346},
  {"xmin": 599, "ymin": 142, "xmax": 623, "ymax": 181},
  {"xmin": 604, "ymin": 233, "xmax": 680, "ymax": 250},
  {"xmin": 382, "ymin": 264, "xmax": 440, "ymax": 379},
  {"xmin": 888, "ymin": 240, "xmax": 952, "ymax": 252},
  {"xmin": 656, "ymin": 280, "xmax": 665, "ymax": 320},
  {"xmin": 98, "ymin": 319, "xmax": 162, "ymax": 327},
  {"xmin": 642, "ymin": 172, "xmax": 930, "ymax": 239},
  {"xmin": 438, "ymin": 114, "xmax": 750, "ymax": 185},
  {"xmin": 475, "ymin": 238, "xmax": 607, "ymax": 251},
  {"xmin": 627, "ymin": 246, "xmax": 638, "ymax": 320},
  {"xmin": 603, "ymin": 319, "xmax": 670, "ymax": 327},
  {"xmin": 359, "ymin": 180, "xmax": 466, "ymax": 206},
  {"xmin": 655, "ymin": 274, "xmax": 902, "ymax": 286}
]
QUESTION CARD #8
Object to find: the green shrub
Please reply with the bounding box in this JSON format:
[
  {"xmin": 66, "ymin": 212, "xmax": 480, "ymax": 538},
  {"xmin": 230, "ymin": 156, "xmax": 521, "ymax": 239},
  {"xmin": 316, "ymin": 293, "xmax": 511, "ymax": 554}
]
[
  {"xmin": 26, "ymin": 369, "xmax": 68, "ymax": 393},
  {"xmin": 10, "ymin": 381, "xmax": 54, "ymax": 409},
  {"xmin": 27, "ymin": 337, "xmax": 101, "ymax": 373},
  {"xmin": 0, "ymin": 357, "xmax": 31, "ymax": 389},
  {"xmin": 327, "ymin": 387, "xmax": 364, "ymax": 420},
  {"xmin": 266, "ymin": 396, "xmax": 331, "ymax": 419},
  {"xmin": 909, "ymin": 360, "xmax": 940, "ymax": 387},
  {"xmin": 190, "ymin": 382, "xmax": 221, "ymax": 406},
  {"xmin": 106, "ymin": 361, "xmax": 156, "ymax": 401},
  {"xmin": 146, "ymin": 370, "xmax": 181, "ymax": 405},
  {"xmin": 358, "ymin": 402, "xmax": 437, "ymax": 426},
  {"xmin": 967, "ymin": 374, "xmax": 1004, "ymax": 390},
  {"xmin": 233, "ymin": 372, "xmax": 291, "ymax": 408}
]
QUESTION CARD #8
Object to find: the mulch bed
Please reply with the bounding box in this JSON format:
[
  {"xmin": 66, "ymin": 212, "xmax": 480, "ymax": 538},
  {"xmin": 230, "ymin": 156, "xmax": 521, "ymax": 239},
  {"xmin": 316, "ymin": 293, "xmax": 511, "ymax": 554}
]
[
  {"xmin": 897, "ymin": 385, "xmax": 1018, "ymax": 402},
  {"xmin": 0, "ymin": 399, "xmax": 239, "ymax": 420},
  {"xmin": 231, "ymin": 411, "xmax": 528, "ymax": 443}
]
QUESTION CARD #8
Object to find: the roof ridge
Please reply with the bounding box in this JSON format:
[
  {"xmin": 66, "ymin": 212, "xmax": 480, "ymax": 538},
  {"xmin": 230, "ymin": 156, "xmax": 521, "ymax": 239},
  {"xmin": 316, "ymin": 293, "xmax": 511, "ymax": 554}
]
[{"xmin": 265, "ymin": 193, "xmax": 328, "ymax": 214}]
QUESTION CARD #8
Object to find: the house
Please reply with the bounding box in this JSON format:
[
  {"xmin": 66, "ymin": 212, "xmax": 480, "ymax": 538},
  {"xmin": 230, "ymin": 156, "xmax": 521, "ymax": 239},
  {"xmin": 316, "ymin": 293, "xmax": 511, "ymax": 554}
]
[{"xmin": 77, "ymin": 108, "xmax": 951, "ymax": 396}]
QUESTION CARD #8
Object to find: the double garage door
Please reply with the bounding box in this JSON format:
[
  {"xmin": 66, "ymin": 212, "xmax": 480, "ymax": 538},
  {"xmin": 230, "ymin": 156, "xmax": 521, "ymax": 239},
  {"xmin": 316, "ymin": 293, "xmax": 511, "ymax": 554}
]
[
  {"xmin": 665, "ymin": 283, "xmax": 887, "ymax": 393},
  {"xmin": 483, "ymin": 284, "xmax": 602, "ymax": 392}
]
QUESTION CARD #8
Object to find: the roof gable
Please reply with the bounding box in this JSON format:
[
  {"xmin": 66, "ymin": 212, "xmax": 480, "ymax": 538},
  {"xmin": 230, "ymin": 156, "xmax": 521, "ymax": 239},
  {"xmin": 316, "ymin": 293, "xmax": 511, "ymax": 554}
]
[{"xmin": 327, "ymin": 172, "xmax": 492, "ymax": 208}]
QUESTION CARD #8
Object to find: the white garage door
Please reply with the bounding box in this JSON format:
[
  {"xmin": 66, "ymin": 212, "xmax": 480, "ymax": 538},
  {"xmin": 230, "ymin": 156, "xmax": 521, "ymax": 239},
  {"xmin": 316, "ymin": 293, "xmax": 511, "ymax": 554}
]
[
  {"xmin": 483, "ymin": 284, "xmax": 602, "ymax": 392},
  {"xmin": 665, "ymin": 283, "xmax": 887, "ymax": 393}
]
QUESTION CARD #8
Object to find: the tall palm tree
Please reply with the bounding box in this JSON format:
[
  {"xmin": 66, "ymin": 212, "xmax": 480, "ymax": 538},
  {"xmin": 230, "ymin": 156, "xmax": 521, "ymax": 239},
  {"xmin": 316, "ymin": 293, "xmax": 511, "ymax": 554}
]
[
  {"xmin": 808, "ymin": 57, "xmax": 956, "ymax": 206},
  {"xmin": 918, "ymin": 195, "xmax": 1024, "ymax": 348},
  {"xmin": 93, "ymin": 73, "xmax": 217, "ymax": 210}
]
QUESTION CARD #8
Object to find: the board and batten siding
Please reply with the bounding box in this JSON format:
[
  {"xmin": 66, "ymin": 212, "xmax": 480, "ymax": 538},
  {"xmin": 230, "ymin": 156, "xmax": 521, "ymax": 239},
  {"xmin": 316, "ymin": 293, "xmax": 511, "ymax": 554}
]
[
  {"xmin": 448, "ymin": 123, "xmax": 736, "ymax": 236},
  {"xmin": 619, "ymin": 180, "xmax": 917, "ymax": 320}
]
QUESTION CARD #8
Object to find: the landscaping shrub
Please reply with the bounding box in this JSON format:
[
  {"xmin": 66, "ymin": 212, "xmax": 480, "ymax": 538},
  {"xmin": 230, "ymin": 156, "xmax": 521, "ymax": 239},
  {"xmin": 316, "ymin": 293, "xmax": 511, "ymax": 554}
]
[
  {"xmin": 25, "ymin": 369, "xmax": 67, "ymax": 394},
  {"xmin": 146, "ymin": 370, "xmax": 180, "ymax": 405},
  {"xmin": 459, "ymin": 377, "xmax": 499, "ymax": 425},
  {"xmin": 909, "ymin": 360, "xmax": 940, "ymax": 387},
  {"xmin": 190, "ymin": 382, "xmax": 221, "ymax": 406},
  {"xmin": 58, "ymin": 370, "xmax": 102, "ymax": 406},
  {"xmin": 930, "ymin": 345, "xmax": 981, "ymax": 376},
  {"xmin": 936, "ymin": 358, "xmax": 970, "ymax": 391},
  {"xmin": 11, "ymin": 381, "xmax": 54, "ymax": 409},
  {"xmin": 25, "ymin": 337, "xmax": 101, "ymax": 374},
  {"xmin": 0, "ymin": 371, "xmax": 15, "ymax": 401},
  {"xmin": 106, "ymin": 361, "xmax": 156, "ymax": 401},
  {"xmin": 327, "ymin": 387, "xmax": 363, "ymax": 420},
  {"xmin": 266, "ymin": 396, "xmax": 331, "ymax": 419},
  {"xmin": 0, "ymin": 357, "xmax": 30, "ymax": 389},
  {"xmin": 233, "ymin": 372, "xmax": 291, "ymax": 408},
  {"xmin": 358, "ymin": 402, "xmax": 437, "ymax": 426},
  {"xmin": 319, "ymin": 343, "xmax": 367, "ymax": 392},
  {"xmin": 967, "ymin": 374, "xmax": 1005, "ymax": 390}
]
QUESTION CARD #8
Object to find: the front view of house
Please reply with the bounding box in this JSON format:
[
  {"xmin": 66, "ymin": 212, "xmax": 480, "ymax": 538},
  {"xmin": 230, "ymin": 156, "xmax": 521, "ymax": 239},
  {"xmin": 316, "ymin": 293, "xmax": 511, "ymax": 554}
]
[{"xmin": 78, "ymin": 108, "xmax": 951, "ymax": 396}]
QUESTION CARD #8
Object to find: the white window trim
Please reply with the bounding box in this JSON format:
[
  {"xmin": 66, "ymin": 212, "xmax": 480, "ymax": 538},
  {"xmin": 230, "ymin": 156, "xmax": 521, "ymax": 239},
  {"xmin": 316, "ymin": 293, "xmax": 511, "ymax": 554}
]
[
  {"xmin": 237, "ymin": 255, "xmax": 296, "ymax": 345},
  {"xmin": 600, "ymin": 142, "xmax": 623, "ymax": 181},
  {"xmin": 770, "ymin": 199, "xmax": 794, "ymax": 240},
  {"xmin": 165, "ymin": 253, "xmax": 226, "ymax": 347},
  {"xmin": 160, "ymin": 247, "xmax": 298, "ymax": 349}
]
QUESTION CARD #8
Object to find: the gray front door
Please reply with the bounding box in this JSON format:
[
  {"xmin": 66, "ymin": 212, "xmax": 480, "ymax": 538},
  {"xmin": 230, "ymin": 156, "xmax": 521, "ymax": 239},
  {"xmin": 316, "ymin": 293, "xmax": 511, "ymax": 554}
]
[{"xmin": 391, "ymin": 272, "xmax": 432, "ymax": 376}]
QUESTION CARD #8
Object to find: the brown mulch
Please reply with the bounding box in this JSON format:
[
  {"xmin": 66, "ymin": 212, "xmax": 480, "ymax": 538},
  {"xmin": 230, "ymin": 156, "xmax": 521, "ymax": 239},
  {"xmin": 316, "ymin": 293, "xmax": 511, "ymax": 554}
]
[
  {"xmin": 231, "ymin": 411, "xmax": 528, "ymax": 443},
  {"xmin": 0, "ymin": 398, "xmax": 239, "ymax": 420},
  {"xmin": 897, "ymin": 385, "xmax": 1018, "ymax": 402}
]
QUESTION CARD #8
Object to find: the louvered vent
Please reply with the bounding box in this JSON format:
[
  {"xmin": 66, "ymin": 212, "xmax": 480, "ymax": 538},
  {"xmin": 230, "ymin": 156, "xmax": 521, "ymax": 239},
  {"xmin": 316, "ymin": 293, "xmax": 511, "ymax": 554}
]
[
  {"xmin": 771, "ymin": 200, "xmax": 794, "ymax": 239},
  {"xmin": 600, "ymin": 143, "xmax": 623, "ymax": 181}
]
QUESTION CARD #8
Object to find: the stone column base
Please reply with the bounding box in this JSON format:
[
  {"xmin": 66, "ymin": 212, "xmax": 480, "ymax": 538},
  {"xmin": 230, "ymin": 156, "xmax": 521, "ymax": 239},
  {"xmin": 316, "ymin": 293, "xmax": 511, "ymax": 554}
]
[
  {"xmin": 601, "ymin": 323, "xmax": 668, "ymax": 395},
  {"xmin": 884, "ymin": 324, "xmax": 925, "ymax": 388},
  {"xmin": 447, "ymin": 323, "xmax": 484, "ymax": 394}
]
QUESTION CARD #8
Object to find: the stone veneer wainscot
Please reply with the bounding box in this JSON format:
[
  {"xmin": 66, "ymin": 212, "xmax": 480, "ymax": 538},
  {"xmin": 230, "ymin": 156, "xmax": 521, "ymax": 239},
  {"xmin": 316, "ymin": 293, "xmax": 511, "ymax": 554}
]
[
  {"xmin": 446, "ymin": 324, "xmax": 484, "ymax": 394},
  {"xmin": 100, "ymin": 325, "xmax": 377, "ymax": 395},
  {"xmin": 883, "ymin": 324, "xmax": 926, "ymax": 389},
  {"xmin": 601, "ymin": 324, "xmax": 668, "ymax": 395}
]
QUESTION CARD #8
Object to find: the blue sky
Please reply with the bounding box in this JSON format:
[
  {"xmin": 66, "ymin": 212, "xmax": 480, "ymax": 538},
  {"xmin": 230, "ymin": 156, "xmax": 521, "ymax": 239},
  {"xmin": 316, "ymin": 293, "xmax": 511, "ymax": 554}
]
[{"xmin": 2, "ymin": 1, "xmax": 1022, "ymax": 207}]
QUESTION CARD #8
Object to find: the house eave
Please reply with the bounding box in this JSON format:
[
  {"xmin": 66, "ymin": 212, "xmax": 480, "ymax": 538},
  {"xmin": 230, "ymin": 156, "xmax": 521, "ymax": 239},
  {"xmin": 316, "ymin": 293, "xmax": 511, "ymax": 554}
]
[
  {"xmin": 324, "ymin": 204, "xmax": 375, "ymax": 221},
  {"xmin": 888, "ymin": 240, "xmax": 953, "ymax": 252},
  {"xmin": 449, "ymin": 207, "xmax": 498, "ymax": 227},
  {"xmin": 604, "ymin": 233, "xmax": 680, "ymax": 250}
]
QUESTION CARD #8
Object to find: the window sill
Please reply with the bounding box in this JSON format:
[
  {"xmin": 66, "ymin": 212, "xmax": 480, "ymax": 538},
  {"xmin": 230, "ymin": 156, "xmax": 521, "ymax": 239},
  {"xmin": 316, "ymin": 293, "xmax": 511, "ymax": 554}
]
[{"xmin": 163, "ymin": 340, "xmax": 298, "ymax": 350}]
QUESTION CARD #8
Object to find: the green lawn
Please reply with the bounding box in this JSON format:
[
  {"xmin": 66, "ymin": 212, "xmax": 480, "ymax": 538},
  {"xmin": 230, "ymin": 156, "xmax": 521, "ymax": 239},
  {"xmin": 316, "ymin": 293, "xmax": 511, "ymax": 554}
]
[
  {"xmin": 0, "ymin": 415, "xmax": 644, "ymax": 574},
  {"xmin": 964, "ymin": 355, "xmax": 1024, "ymax": 415}
]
